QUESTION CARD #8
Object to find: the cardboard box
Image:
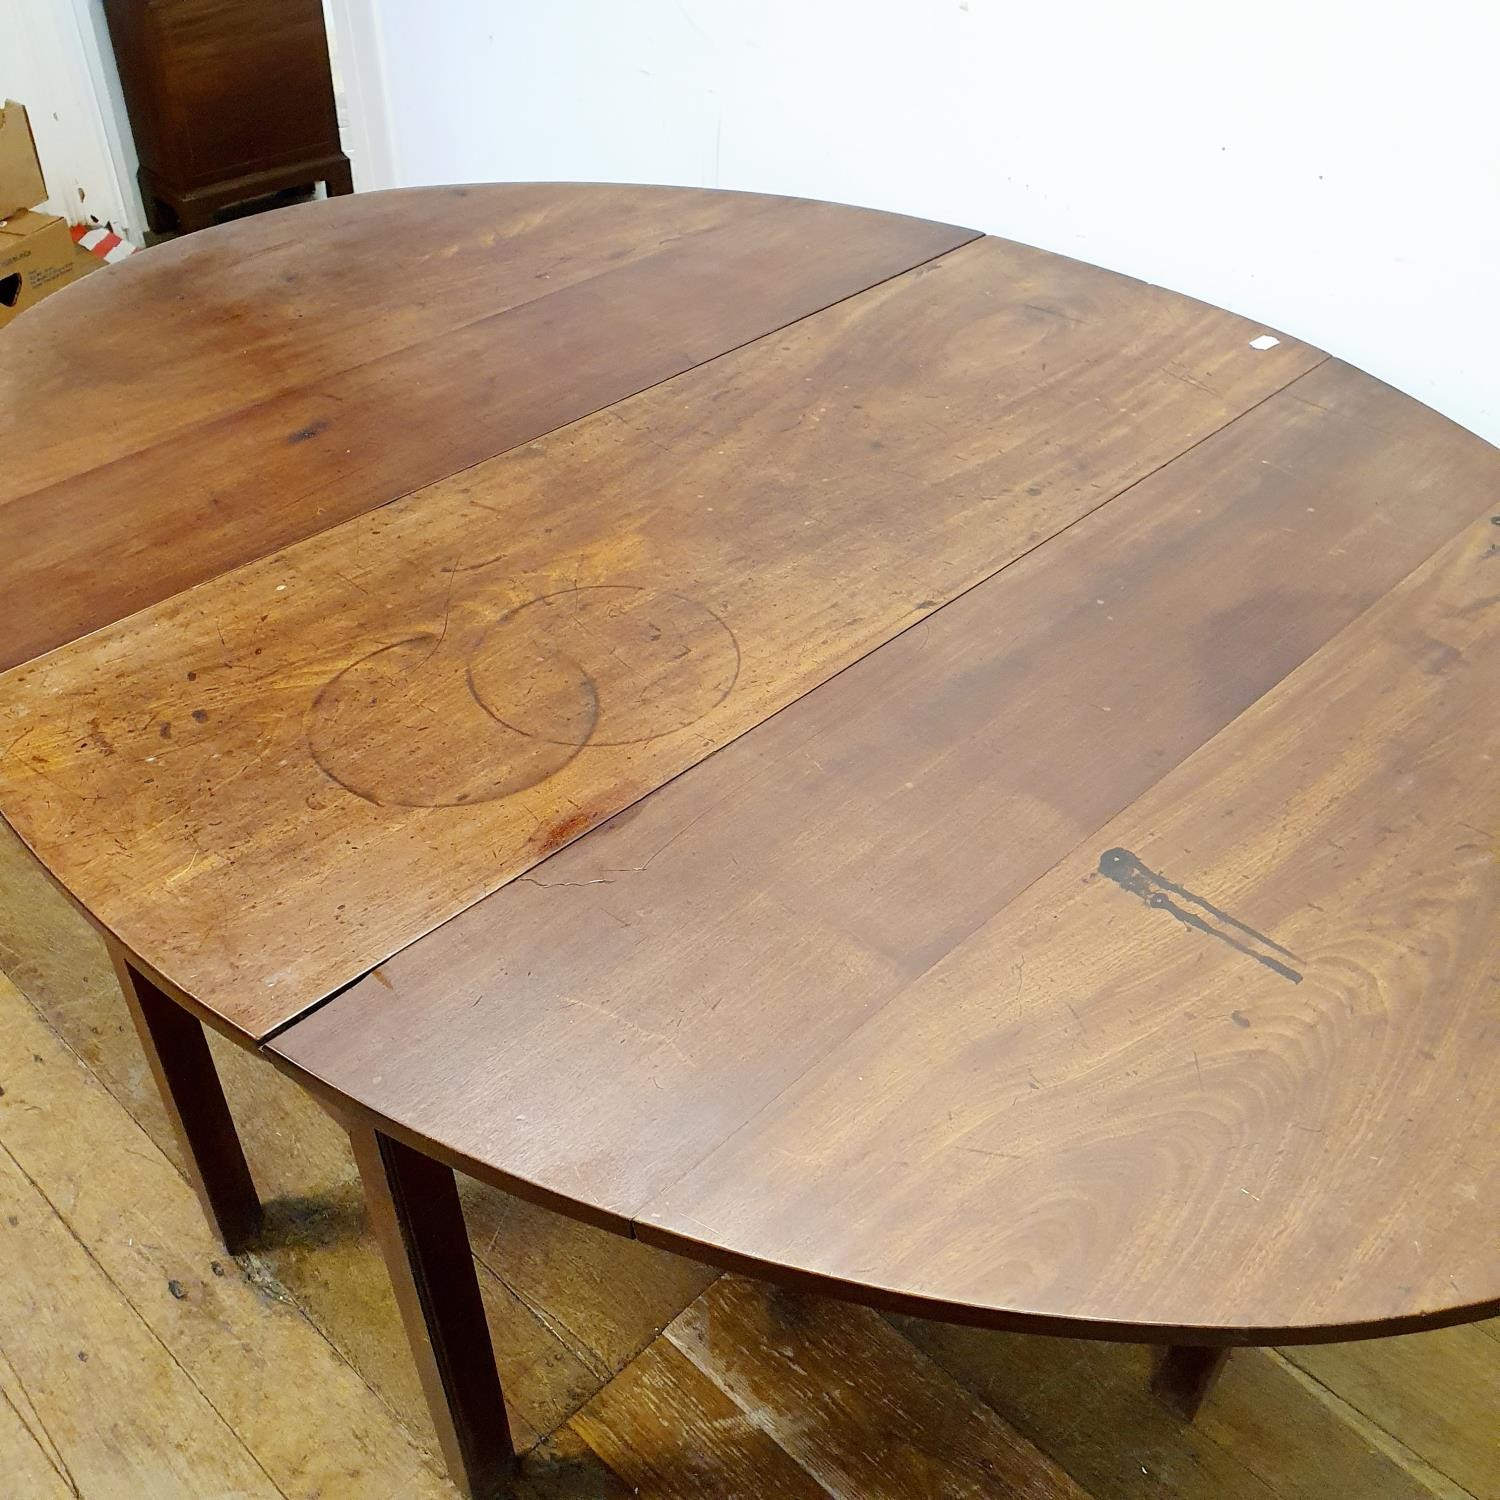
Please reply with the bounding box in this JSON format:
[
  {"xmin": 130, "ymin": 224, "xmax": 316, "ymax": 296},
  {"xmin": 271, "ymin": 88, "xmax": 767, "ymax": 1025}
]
[
  {"xmin": 0, "ymin": 101, "xmax": 48, "ymax": 220},
  {"xmin": 0, "ymin": 102, "xmax": 80, "ymax": 329},
  {"xmin": 0, "ymin": 210, "xmax": 78, "ymax": 329}
]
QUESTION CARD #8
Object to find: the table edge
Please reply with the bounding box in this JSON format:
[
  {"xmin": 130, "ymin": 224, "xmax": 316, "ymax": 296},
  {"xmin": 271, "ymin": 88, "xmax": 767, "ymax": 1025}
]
[{"xmin": 265, "ymin": 1036, "xmax": 1500, "ymax": 1347}]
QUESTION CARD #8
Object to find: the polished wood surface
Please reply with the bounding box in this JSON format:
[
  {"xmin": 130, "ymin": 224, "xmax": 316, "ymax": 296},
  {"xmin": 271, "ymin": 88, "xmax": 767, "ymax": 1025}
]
[
  {"xmin": 0, "ymin": 223, "xmax": 1315, "ymax": 1037},
  {"xmin": 0, "ymin": 184, "xmax": 970, "ymax": 669},
  {"xmin": 2, "ymin": 183, "xmax": 1494, "ymax": 1363},
  {"xmin": 633, "ymin": 509, "xmax": 1499, "ymax": 1340},
  {"xmin": 5, "ymin": 947, "xmax": 1497, "ymax": 1499},
  {"xmin": 272, "ymin": 366, "xmax": 1498, "ymax": 1343}
]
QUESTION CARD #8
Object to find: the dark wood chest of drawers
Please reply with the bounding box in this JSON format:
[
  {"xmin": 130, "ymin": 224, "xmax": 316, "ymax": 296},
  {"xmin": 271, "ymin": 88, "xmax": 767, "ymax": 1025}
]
[{"xmin": 105, "ymin": 0, "xmax": 352, "ymax": 233}]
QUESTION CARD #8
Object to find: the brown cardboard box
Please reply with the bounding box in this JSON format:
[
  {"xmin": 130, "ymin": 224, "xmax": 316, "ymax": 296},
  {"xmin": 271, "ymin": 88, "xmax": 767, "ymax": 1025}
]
[
  {"xmin": 0, "ymin": 102, "xmax": 80, "ymax": 328},
  {"xmin": 0, "ymin": 102, "xmax": 48, "ymax": 219},
  {"xmin": 0, "ymin": 210, "xmax": 78, "ymax": 328}
]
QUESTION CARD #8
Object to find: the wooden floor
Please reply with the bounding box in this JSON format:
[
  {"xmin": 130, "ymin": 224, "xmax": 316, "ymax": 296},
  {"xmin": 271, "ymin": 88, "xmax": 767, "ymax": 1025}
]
[{"xmin": 0, "ymin": 821, "xmax": 1494, "ymax": 1499}]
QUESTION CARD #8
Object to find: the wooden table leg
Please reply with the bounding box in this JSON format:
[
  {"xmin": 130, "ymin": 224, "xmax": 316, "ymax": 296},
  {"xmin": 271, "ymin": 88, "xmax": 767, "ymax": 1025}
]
[
  {"xmin": 114, "ymin": 954, "xmax": 261, "ymax": 1253},
  {"xmin": 1152, "ymin": 1345, "xmax": 1231, "ymax": 1419},
  {"xmin": 350, "ymin": 1123, "xmax": 516, "ymax": 1499}
]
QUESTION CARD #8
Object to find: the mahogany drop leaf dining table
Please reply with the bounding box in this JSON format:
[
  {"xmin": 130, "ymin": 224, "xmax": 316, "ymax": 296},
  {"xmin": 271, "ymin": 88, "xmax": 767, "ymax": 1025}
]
[{"xmin": 0, "ymin": 185, "xmax": 1495, "ymax": 1499}]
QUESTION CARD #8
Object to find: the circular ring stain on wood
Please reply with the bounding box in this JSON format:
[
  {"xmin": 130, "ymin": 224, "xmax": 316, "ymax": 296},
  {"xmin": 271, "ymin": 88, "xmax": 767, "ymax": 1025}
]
[
  {"xmin": 306, "ymin": 634, "xmax": 594, "ymax": 807},
  {"xmin": 468, "ymin": 586, "xmax": 739, "ymax": 746}
]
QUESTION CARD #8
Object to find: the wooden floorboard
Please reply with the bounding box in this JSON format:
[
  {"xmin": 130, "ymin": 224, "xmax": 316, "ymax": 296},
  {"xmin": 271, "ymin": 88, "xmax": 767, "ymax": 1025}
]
[
  {"xmin": 0, "ymin": 1381, "xmax": 75, "ymax": 1500},
  {"xmin": 0, "ymin": 1102, "xmax": 281, "ymax": 1499},
  {"xmin": 0, "ymin": 968, "xmax": 456, "ymax": 1499},
  {"xmin": 1282, "ymin": 1331, "xmax": 1499, "ymax": 1499},
  {"xmin": 664, "ymin": 1276, "xmax": 1085, "ymax": 1497},
  {"xmin": 1, "ymin": 825, "xmax": 1495, "ymax": 1498}
]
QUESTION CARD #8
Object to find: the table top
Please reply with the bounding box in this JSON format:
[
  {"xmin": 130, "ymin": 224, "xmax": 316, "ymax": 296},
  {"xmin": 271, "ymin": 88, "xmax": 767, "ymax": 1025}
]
[{"xmin": 3, "ymin": 185, "xmax": 1495, "ymax": 1343}]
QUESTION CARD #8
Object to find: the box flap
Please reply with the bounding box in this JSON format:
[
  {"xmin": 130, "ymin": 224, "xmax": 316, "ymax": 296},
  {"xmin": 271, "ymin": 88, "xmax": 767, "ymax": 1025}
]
[
  {"xmin": 0, "ymin": 209, "xmax": 61, "ymax": 243},
  {"xmin": 0, "ymin": 102, "xmax": 48, "ymax": 220}
]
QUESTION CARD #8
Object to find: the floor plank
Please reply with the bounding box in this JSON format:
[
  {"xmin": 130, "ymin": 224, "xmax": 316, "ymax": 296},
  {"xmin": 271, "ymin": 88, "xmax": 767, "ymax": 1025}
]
[
  {"xmin": 0, "ymin": 1364, "xmax": 77, "ymax": 1500},
  {"xmin": 0, "ymin": 970, "xmax": 455, "ymax": 1499},
  {"xmin": 513, "ymin": 1426, "xmax": 635, "ymax": 1499},
  {"xmin": 0, "ymin": 1131, "xmax": 282, "ymax": 1498},
  {"xmin": 894, "ymin": 1318, "xmax": 1472, "ymax": 1500},
  {"xmin": 668, "ymin": 1275, "xmax": 1085, "ymax": 1498},
  {"xmin": 569, "ymin": 1340, "xmax": 828, "ymax": 1499},
  {"xmin": 1284, "ymin": 1327, "xmax": 1500, "ymax": 1498},
  {"xmin": 458, "ymin": 1182, "xmax": 716, "ymax": 1379}
]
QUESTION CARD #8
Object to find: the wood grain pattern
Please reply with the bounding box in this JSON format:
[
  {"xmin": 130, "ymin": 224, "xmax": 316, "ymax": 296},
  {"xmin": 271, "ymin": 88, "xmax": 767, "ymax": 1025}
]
[
  {"xmin": 0, "ymin": 818, "xmax": 610, "ymax": 1454},
  {"xmin": 0, "ymin": 184, "xmax": 972, "ymax": 668},
  {"xmin": 1281, "ymin": 1325, "xmax": 1500, "ymax": 1498},
  {"xmin": 3, "ymin": 912, "xmax": 1495, "ymax": 1497},
  {"xmin": 0, "ymin": 232, "xmax": 1318, "ymax": 1037},
  {"xmin": 666, "ymin": 1275, "xmax": 1085, "ymax": 1498},
  {"xmin": 273, "ymin": 360, "xmax": 1497, "ymax": 1240},
  {"xmin": 0, "ymin": 1387, "xmax": 74, "ymax": 1500},
  {"xmin": 0, "ymin": 971, "xmax": 454, "ymax": 1500},
  {"xmin": 0, "ymin": 1139, "xmax": 282, "ymax": 1498},
  {"xmin": 567, "ymin": 1341, "xmax": 830, "ymax": 1499},
  {"xmin": 639, "ymin": 508, "xmax": 1500, "ymax": 1339},
  {"xmin": 896, "ymin": 1317, "xmax": 1472, "ymax": 1500},
  {"xmin": 454, "ymin": 1184, "xmax": 718, "ymax": 1380}
]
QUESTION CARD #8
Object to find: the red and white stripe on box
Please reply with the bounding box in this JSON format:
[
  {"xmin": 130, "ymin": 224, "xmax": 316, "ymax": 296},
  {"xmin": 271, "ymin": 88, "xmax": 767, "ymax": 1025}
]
[{"xmin": 71, "ymin": 224, "xmax": 136, "ymax": 265}]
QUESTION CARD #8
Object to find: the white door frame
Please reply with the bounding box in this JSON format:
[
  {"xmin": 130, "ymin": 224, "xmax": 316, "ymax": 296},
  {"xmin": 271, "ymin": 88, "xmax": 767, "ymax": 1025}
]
[
  {"xmin": 1, "ymin": 0, "xmax": 144, "ymax": 240},
  {"xmin": 323, "ymin": 0, "xmax": 398, "ymax": 191}
]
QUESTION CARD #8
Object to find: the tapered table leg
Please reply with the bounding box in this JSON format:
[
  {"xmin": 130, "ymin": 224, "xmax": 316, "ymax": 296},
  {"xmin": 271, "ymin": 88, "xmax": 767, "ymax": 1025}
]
[
  {"xmin": 1152, "ymin": 1345, "xmax": 1231, "ymax": 1419},
  {"xmin": 114, "ymin": 953, "xmax": 261, "ymax": 1253},
  {"xmin": 350, "ymin": 1124, "xmax": 515, "ymax": 1499}
]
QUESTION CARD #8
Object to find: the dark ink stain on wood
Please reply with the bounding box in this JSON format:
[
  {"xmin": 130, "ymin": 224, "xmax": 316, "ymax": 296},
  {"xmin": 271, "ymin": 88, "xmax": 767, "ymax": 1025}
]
[
  {"xmin": 287, "ymin": 418, "xmax": 330, "ymax": 445},
  {"xmin": 158, "ymin": 721, "xmax": 172, "ymax": 739},
  {"xmin": 167, "ymin": 1278, "xmax": 187, "ymax": 1299},
  {"xmin": 1097, "ymin": 847, "xmax": 1304, "ymax": 983},
  {"xmin": 192, "ymin": 708, "xmax": 209, "ymax": 723},
  {"xmin": 1231, "ymin": 1010, "xmax": 1251, "ymax": 1027}
]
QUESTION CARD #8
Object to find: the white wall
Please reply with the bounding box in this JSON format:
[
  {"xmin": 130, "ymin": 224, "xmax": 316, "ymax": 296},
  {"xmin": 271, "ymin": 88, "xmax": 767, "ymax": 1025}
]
[
  {"xmin": 342, "ymin": 0, "xmax": 1500, "ymax": 446},
  {"xmin": 0, "ymin": 0, "xmax": 143, "ymax": 240}
]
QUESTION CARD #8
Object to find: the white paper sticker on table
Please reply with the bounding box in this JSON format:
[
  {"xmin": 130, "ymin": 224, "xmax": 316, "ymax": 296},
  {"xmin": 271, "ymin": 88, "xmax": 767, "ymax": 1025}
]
[{"xmin": 1249, "ymin": 334, "xmax": 1281, "ymax": 350}]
